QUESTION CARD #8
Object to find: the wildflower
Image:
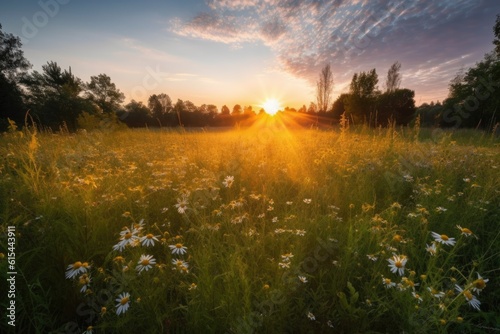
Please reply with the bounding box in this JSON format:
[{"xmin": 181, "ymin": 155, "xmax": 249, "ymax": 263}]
[
  {"xmin": 382, "ymin": 277, "xmax": 396, "ymax": 288},
  {"xmin": 140, "ymin": 233, "xmax": 160, "ymax": 247},
  {"xmin": 281, "ymin": 253, "xmax": 294, "ymax": 262},
  {"xmin": 113, "ymin": 227, "xmax": 140, "ymax": 252},
  {"xmin": 428, "ymin": 287, "xmax": 445, "ymax": 299},
  {"xmin": 431, "ymin": 232, "xmax": 456, "ymax": 246},
  {"xmin": 412, "ymin": 292, "xmax": 423, "ymax": 303},
  {"xmin": 298, "ymin": 276, "xmax": 308, "ymax": 283},
  {"xmin": 278, "ymin": 262, "xmax": 290, "ymax": 269},
  {"xmin": 303, "ymin": 198, "xmax": 312, "ymax": 204},
  {"xmin": 392, "ymin": 234, "xmax": 403, "ymax": 243},
  {"xmin": 455, "ymin": 285, "xmax": 481, "ymax": 310},
  {"xmin": 100, "ymin": 307, "xmax": 106, "ymax": 316},
  {"xmin": 169, "ymin": 243, "xmax": 188, "ymax": 255},
  {"xmin": 390, "ymin": 202, "xmax": 402, "ymax": 209},
  {"xmin": 402, "ymin": 277, "xmax": 418, "ymax": 290},
  {"xmin": 272, "ymin": 217, "xmax": 278, "ymax": 223},
  {"xmin": 65, "ymin": 261, "xmax": 90, "ymax": 279},
  {"xmin": 471, "ymin": 273, "xmax": 489, "ymax": 294},
  {"xmin": 113, "ymin": 256, "xmax": 125, "ymax": 263},
  {"xmin": 456, "ymin": 225, "xmax": 475, "ymax": 238},
  {"xmin": 136, "ymin": 254, "xmax": 156, "ymax": 273},
  {"xmin": 327, "ymin": 320, "xmax": 334, "ymax": 327},
  {"xmin": 367, "ymin": 254, "xmax": 378, "ymax": 261},
  {"xmin": 295, "ymin": 229, "xmax": 306, "ymax": 236},
  {"xmin": 172, "ymin": 258, "xmax": 189, "ymax": 269},
  {"xmin": 403, "ymin": 174, "xmax": 413, "ymax": 182},
  {"xmin": 78, "ymin": 274, "xmax": 91, "ymax": 293},
  {"xmin": 286, "ymin": 201, "xmax": 293, "ymax": 205},
  {"xmin": 387, "ymin": 254, "xmax": 407, "ymax": 276},
  {"xmin": 175, "ymin": 196, "xmax": 189, "ymax": 214},
  {"xmin": 189, "ymin": 283, "xmax": 197, "ymax": 290},
  {"xmin": 115, "ymin": 292, "xmax": 131, "ymax": 315},
  {"xmin": 83, "ymin": 326, "xmax": 93, "ymax": 334},
  {"xmin": 307, "ymin": 312, "xmax": 315, "ymax": 321},
  {"xmin": 435, "ymin": 206, "xmax": 447, "ymax": 213},
  {"xmin": 425, "ymin": 243, "xmax": 437, "ymax": 256},
  {"xmin": 263, "ymin": 284, "xmax": 270, "ymax": 290},
  {"xmin": 222, "ymin": 175, "xmax": 234, "ymax": 188},
  {"xmin": 456, "ymin": 316, "xmax": 464, "ymax": 323}
]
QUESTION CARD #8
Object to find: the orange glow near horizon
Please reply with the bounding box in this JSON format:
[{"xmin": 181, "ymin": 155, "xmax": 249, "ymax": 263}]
[{"xmin": 261, "ymin": 98, "xmax": 283, "ymax": 116}]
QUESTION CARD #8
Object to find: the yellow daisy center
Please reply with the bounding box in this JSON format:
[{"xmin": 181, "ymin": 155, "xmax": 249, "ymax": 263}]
[
  {"xmin": 73, "ymin": 261, "xmax": 82, "ymax": 269},
  {"xmin": 384, "ymin": 278, "xmax": 392, "ymax": 284},
  {"xmin": 474, "ymin": 279, "xmax": 486, "ymax": 289},
  {"xmin": 461, "ymin": 228, "xmax": 472, "ymax": 234},
  {"xmin": 395, "ymin": 260, "xmax": 403, "ymax": 268},
  {"xmin": 141, "ymin": 259, "xmax": 150, "ymax": 266},
  {"xmin": 393, "ymin": 235, "xmax": 403, "ymax": 242},
  {"xmin": 175, "ymin": 243, "xmax": 183, "ymax": 248},
  {"xmin": 120, "ymin": 296, "xmax": 129, "ymax": 305},
  {"xmin": 124, "ymin": 232, "xmax": 132, "ymax": 239},
  {"xmin": 463, "ymin": 290, "xmax": 473, "ymax": 301},
  {"xmin": 146, "ymin": 233, "xmax": 154, "ymax": 239},
  {"xmin": 440, "ymin": 234, "xmax": 449, "ymax": 241}
]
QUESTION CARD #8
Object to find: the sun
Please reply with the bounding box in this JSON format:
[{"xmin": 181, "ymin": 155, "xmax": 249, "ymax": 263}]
[{"xmin": 262, "ymin": 98, "xmax": 282, "ymax": 116}]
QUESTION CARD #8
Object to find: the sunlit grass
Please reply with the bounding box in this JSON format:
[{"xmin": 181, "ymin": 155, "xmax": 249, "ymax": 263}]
[{"xmin": 0, "ymin": 124, "xmax": 498, "ymax": 333}]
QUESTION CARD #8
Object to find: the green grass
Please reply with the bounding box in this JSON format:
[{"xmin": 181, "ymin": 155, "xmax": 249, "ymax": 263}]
[{"xmin": 0, "ymin": 124, "xmax": 499, "ymax": 333}]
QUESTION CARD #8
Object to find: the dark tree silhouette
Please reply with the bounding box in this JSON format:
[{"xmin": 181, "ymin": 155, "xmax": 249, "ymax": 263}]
[
  {"xmin": 385, "ymin": 61, "xmax": 402, "ymax": 92},
  {"xmin": 316, "ymin": 63, "xmax": 334, "ymax": 112},
  {"xmin": 85, "ymin": 73, "xmax": 125, "ymax": 114},
  {"xmin": 0, "ymin": 24, "xmax": 31, "ymax": 129}
]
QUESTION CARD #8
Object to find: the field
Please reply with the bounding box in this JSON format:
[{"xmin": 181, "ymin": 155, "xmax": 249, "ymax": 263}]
[{"xmin": 0, "ymin": 123, "xmax": 499, "ymax": 333}]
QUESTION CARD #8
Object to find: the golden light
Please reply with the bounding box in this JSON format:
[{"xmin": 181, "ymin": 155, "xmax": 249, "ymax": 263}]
[{"xmin": 262, "ymin": 98, "xmax": 282, "ymax": 116}]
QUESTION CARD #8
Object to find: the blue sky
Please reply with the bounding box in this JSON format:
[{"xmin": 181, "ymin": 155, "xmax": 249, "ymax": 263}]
[{"xmin": 1, "ymin": 0, "xmax": 499, "ymax": 110}]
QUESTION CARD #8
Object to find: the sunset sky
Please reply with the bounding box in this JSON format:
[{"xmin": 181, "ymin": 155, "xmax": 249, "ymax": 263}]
[{"xmin": 1, "ymin": 0, "xmax": 499, "ymax": 110}]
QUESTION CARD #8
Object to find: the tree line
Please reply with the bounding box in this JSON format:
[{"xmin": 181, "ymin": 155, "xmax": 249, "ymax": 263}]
[{"xmin": 1, "ymin": 15, "xmax": 499, "ymax": 132}]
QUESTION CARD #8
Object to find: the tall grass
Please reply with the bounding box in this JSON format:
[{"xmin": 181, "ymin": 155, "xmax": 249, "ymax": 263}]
[{"xmin": 0, "ymin": 124, "xmax": 499, "ymax": 333}]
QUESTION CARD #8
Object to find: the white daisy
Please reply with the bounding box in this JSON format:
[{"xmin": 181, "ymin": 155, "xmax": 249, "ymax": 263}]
[
  {"xmin": 307, "ymin": 312, "xmax": 315, "ymax": 320},
  {"xmin": 175, "ymin": 196, "xmax": 189, "ymax": 214},
  {"xmin": 222, "ymin": 175, "xmax": 234, "ymax": 188},
  {"xmin": 169, "ymin": 243, "xmax": 188, "ymax": 255},
  {"xmin": 382, "ymin": 277, "xmax": 396, "ymax": 289},
  {"xmin": 431, "ymin": 232, "xmax": 456, "ymax": 246},
  {"xmin": 387, "ymin": 254, "xmax": 407, "ymax": 276},
  {"xmin": 136, "ymin": 254, "xmax": 156, "ymax": 273},
  {"xmin": 455, "ymin": 285, "xmax": 481, "ymax": 311},
  {"xmin": 65, "ymin": 261, "xmax": 90, "ymax": 279},
  {"xmin": 471, "ymin": 273, "xmax": 489, "ymax": 294},
  {"xmin": 140, "ymin": 233, "xmax": 160, "ymax": 247},
  {"xmin": 298, "ymin": 276, "xmax": 308, "ymax": 283},
  {"xmin": 425, "ymin": 243, "xmax": 437, "ymax": 256},
  {"xmin": 115, "ymin": 292, "xmax": 131, "ymax": 315}
]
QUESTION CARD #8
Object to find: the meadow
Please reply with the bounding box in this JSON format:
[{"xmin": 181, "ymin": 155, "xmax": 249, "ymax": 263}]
[{"xmin": 0, "ymin": 122, "xmax": 499, "ymax": 333}]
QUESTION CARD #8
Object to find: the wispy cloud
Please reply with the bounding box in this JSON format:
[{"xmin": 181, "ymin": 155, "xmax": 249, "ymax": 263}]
[
  {"xmin": 120, "ymin": 38, "xmax": 183, "ymax": 63},
  {"xmin": 171, "ymin": 0, "xmax": 494, "ymax": 101}
]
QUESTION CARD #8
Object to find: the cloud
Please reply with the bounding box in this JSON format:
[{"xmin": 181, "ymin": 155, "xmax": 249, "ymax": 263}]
[{"xmin": 171, "ymin": 0, "xmax": 498, "ymax": 101}]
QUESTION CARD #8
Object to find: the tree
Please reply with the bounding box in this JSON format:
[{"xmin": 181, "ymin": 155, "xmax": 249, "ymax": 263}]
[
  {"xmin": 119, "ymin": 100, "xmax": 151, "ymax": 127},
  {"xmin": 85, "ymin": 73, "xmax": 125, "ymax": 114},
  {"xmin": 148, "ymin": 93, "xmax": 172, "ymax": 119},
  {"xmin": 493, "ymin": 14, "xmax": 500, "ymax": 57},
  {"xmin": 441, "ymin": 17, "xmax": 500, "ymax": 129},
  {"xmin": 0, "ymin": 24, "xmax": 31, "ymax": 129},
  {"xmin": 22, "ymin": 61, "xmax": 94, "ymax": 130},
  {"xmin": 377, "ymin": 89, "xmax": 416, "ymax": 125},
  {"xmin": 385, "ymin": 61, "xmax": 402, "ymax": 92},
  {"xmin": 232, "ymin": 104, "xmax": 242, "ymax": 115},
  {"xmin": 345, "ymin": 69, "xmax": 379, "ymax": 124},
  {"xmin": 316, "ymin": 64, "xmax": 334, "ymax": 112},
  {"xmin": 220, "ymin": 105, "xmax": 230, "ymax": 115}
]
